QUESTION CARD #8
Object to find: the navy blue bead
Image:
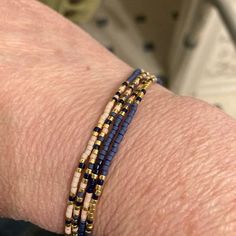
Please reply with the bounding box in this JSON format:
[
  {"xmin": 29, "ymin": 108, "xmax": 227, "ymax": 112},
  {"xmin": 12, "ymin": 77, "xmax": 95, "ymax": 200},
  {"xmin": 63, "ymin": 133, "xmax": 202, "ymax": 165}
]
[
  {"xmin": 104, "ymin": 160, "xmax": 111, "ymax": 166},
  {"xmin": 98, "ymin": 155, "xmax": 105, "ymax": 161},
  {"xmin": 106, "ymin": 155, "xmax": 113, "ymax": 161},
  {"xmin": 113, "ymin": 142, "xmax": 119, "ymax": 148},
  {"xmin": 127, "ymin": 69, "xmax": 142, "ymax": 82},
  {"xmin": 119, "ymin": 129, "xmax": 126, "ymax": 136},
  {"xmin": 100, "ymin": 150, "xmax": 107, "ymax": 156},
  {"xmin": 115, "ymin": 134, "xmax": 123, "ymax": 143},
  {"xmin": 106, "ymin": 137, "xmax": 113, "ymax": 143},
  {"xmin": 101, "ymin": 170, "xmax": 108, "ymax": 176}
]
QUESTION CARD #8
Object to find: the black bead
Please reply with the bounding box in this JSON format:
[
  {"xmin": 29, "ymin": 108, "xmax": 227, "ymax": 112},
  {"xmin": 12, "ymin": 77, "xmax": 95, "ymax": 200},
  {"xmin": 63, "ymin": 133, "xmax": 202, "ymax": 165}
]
[
  {"xmin": 92, "ymin": 193, "xmax": 99, "ymax": 200},
  {"xmin": 105, "ymin": 119, "xmax": 112, "ymax": 125},
  {"xmin": 97, "ymin": 179, "xmax": 104, "ymax": 185},
  {"xmin": 93, "ymin": 144, "xmax": 100, "ymax": 150},
  {"xmin": 65, "ymin": 218, "xmax": 72, "ymax": 225},
  {"xmin": 87, "ymin": 219, "xmax": 93, "ymax": 224},
  {"xmin": 69, "ymin": 195, "xmax": 76, "ymax": 201},
  {"xmin": 75, "ymin": 201, "xmax": 82, "ymax": 206},
  {"xmin": 112, "ymin": 97, "xmax": 118, "ymax": 102},
  {"xmin": 122, "ymin": 107, "xmax": 128, "ymax": 113},
  {"xmin": 115, "ymin": 91, "xmax": 121, "ymax": 96},
  {"xmin": 93, "ymin": 126, "xmax": 101, "ymax": 132},
  {"xmin": 118, "ymin": 99, "xmax": 125, "ymax": 104},
  {"xmin": 79, "ymin": 162, "xmax": 85, "ymax": 169},
  {"xmin": 136, "ymin": 96, "xmax": 142, "ymax": 102},
  {"xmin": 122, "ymin": 81, "xmax": 128, "ymax": 86},
  {"xmin": 141, "ymin": 89, "xmax": 146, "ymax": 94}
]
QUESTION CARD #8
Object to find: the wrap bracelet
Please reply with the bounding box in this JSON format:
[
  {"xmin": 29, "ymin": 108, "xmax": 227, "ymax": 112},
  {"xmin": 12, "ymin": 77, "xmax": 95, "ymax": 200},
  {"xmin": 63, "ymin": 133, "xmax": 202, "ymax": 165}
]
[{"xmin": 65, "ymin": 69, "xmax": 158, "ymax": 236}]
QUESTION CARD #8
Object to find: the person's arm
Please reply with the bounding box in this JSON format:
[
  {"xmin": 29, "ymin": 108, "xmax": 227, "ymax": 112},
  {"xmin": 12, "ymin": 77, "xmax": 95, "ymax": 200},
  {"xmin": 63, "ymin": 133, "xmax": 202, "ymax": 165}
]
[{"xmin": 1, "ymin": 0, "xmax": 236, "ymax": 235}]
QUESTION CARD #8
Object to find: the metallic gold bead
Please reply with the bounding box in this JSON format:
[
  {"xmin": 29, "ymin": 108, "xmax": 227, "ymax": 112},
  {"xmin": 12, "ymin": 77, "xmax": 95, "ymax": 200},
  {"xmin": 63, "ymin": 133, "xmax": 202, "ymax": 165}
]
[
  {"xmin": 95, "ymin": 140, "xmax": 101, "ymax": 146},
  {"xmin": 76, "ymin": 197, "xmax": 83, "ymax": 202},
  {"xmin": 108, "ymin": 115, "xmax": 114, "ymax": 121},
  {"xmin": 96, "ymin": 185, "xmax": 102, "ymax": 191},
  {"xmin": 86, "ymin": 169, "xmax": 92, "ymax": 174},
  {"xmin": 76, "ymin": 167, "xmax": 82, "ymax": 173},
  {"xmin": 120, "ymin": 111, "xmax": 126, "ymax": 116},
  {"xmin": 90, "ymin": 199, "xmax": 97, "ymax": 204},
  {"xmin": 92, "ymin": 149, "xmax": 99, "ymax": 155},
  {"xmin": 86, "ymin": 224, "xmax": 93, "ymax": 231},
  {"xmin": 95, "ymin": 189, "xmax": 102, "ymax": 196},
  {"xmin": 92, "ymin": 131, "xmax": 99, "ymax": 136},
  {"xmin": 82, "ymin": 178, "xmax": 88, "ymax": 184},
  {"xmin": 99, "ymin": 175, "xmax": 106, "ymax": 180},
  {"xmin": 91, "ymin": 173, "xmax": 98, "ymax": 179},
  {"xmin": 104, "ymin": 124, "xmax": 110, "ymax": 129},
  {"xmin": 88, "ymin": 212, "xmax": 94, "ymax": 219},
  {"xmin": 74, "ymin": 206, "xmax": 81, "ymax": 211},
  {"xmin": 83, "ymin": 206, "xmax": 89, "ymax": 211}
]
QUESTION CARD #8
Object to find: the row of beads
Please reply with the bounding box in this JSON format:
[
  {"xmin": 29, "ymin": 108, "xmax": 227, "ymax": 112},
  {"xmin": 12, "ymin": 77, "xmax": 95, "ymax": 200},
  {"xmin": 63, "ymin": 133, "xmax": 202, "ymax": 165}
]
[
  {"xmin": 83, "ymin": 75, "xmax": 157, "ymax": 235},
  {"xmin": 65, "ymin": 69, "xmax": 146, "ymax": 235},
  {"xmin": 65, "ymin": 69, "xmax": 157, "ymax": 236},
  {"xmin": 76, "ymin": 74, "xmax": 150, "ymax": 236}
]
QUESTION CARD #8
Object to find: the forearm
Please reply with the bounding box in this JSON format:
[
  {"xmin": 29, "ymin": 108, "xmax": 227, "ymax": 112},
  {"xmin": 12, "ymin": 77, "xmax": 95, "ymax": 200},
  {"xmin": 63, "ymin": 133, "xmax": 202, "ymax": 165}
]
[{"xmin": 1, "ymin": 0, "xmax": 236, "ymax": 235}]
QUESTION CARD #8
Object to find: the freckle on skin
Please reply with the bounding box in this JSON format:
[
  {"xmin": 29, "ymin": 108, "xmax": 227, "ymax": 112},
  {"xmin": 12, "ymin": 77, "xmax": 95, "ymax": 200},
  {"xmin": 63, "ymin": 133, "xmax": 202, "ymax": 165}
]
[{"xmin": 86, "ymin": 65, "xmax": 90, "ymax": 71}]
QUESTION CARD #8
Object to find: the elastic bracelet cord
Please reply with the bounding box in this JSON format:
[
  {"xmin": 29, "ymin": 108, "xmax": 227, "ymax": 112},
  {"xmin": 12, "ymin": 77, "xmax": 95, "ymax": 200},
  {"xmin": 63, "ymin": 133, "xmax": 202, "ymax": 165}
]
[{"xmin": 65, "ymin": 69, "xmax": 157, "ymax": 236}]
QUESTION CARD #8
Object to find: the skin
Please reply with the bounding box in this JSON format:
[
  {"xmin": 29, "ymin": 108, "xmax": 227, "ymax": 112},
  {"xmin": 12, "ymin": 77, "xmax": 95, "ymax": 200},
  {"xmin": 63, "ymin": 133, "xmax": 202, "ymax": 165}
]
[{"xmin": 0, "ymin": 0, "xmax": 236, "ymax": 235}]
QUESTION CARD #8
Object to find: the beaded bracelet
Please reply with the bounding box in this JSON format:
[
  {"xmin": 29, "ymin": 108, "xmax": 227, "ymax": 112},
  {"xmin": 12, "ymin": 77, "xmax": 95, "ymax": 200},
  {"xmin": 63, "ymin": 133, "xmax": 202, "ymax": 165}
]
[{"xmin": 65, "ymin": 69, "xmax": 158, "ymax": 236}]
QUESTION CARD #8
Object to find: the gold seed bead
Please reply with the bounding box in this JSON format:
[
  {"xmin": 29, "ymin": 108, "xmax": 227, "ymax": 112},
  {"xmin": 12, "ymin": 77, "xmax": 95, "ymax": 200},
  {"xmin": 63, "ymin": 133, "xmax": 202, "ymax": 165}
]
[
  {"xmin": 95, "ymin": 140, "xmax": 102, "ymax": 146},
  {"xmin": 85, "ymin": 169, "xmax": 92, "ymax": 174},
  {"xmin": 82, "ymin": 178, "xmax": 88, "ymax": 184},
  {"xmin": 91, "ymin": 173, "xmax": 98, "ymax": 179},
  {"xmin": 76, "ymin": 168, "xmax": 82, "ymax": 173},
  {"xmin": 77, "ymin": 197, "xmax": 83, "ymax": 202},
  {"xmin": 95, "ymin": 189, "xmax": 102, "ymax": 196},
  {"xmin": 74, "ymin": 206, "xmax": 81, "ymax": 211},
  {"xmin": 99, "ymin": 175, "xmax": 106, "ymax": 180},
  {"xmin": 88, "ymin": 212, "xmax": 94, "ymax": 219},
  {"xmin": 120, "ymin": 111, "xmax": 126, "ymax": 116},
  {"xmin": 96, "ymin": 185, "xmax": 102, "ymax": 191},
  {"xmin": 78, "ymin": 187, "xmax": 85, "ymax": 193},
  {"xmin": 92, "ymin": 131, "xmax": 99, "ymax": 136},
  {"xmin": 92, "ymin": 149, "xmax": 99, "ymax": 155},
  {"xmin": 86, "ymin": 224, "xmax": 93, "ymax": 231},
  {"xmin": 90, "ymin": 199, "xmax": 97, "ymax": 204},
  {"xmin": 104, "ymin": 124, "xmax": 109, "ymax": 129},
  {"xmin": 97, "ymin": 123, "xmax": 103, "ymax": 128}
]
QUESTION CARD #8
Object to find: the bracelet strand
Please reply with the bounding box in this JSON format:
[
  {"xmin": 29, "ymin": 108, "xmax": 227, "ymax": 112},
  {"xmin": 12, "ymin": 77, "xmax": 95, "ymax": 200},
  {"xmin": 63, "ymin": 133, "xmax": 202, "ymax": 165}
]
[{"xmin": 65, "ymin": 69, "xmax": 158, "ymax": 236}]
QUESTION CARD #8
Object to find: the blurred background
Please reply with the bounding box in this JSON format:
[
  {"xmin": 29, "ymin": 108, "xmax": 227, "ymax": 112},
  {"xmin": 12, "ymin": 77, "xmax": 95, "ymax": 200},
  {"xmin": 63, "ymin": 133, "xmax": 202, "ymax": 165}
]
[{"xmin": 1, "ymin": 0, "xmax": 235, "ymax": 235}]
